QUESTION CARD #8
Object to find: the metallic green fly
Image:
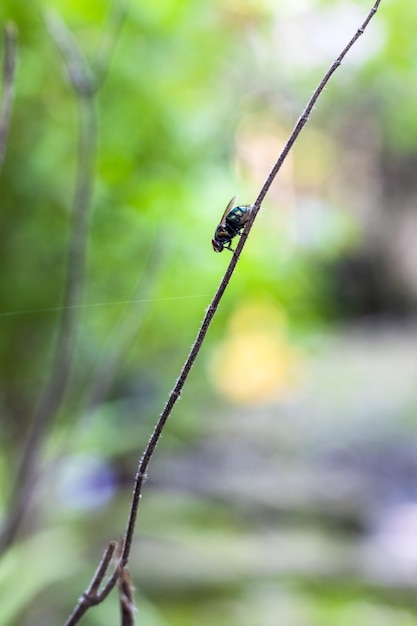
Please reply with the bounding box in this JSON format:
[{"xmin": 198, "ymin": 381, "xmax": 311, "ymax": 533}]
[{"xmin": 212, "ymin": 196, "xmax": 251, "ymax": 252}]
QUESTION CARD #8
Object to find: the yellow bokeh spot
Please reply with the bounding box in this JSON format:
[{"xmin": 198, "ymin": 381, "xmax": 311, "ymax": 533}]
[{"xmin": 209, "ymin": 301, "xmax": 303, "ymax": 405}]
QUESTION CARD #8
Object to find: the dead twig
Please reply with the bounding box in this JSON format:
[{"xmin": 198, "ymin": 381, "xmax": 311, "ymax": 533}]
[{"xmin": 118, "ymin": 565, "xmax": 136, "ymax": 626}]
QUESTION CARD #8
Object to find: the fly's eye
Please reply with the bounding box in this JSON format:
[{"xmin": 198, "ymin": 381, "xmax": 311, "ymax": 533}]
[{"xmin": 212, "ymin": 238, "xmax": 223, "ymax": 253}]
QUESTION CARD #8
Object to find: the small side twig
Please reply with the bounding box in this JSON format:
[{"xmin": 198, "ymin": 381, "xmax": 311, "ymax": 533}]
[
  {"xmin": 118, "ymin": 566, "xmax": 135, "ymax": 626},
  {"xmin": 0, "ymin": 22, "xmax": 18, "ymax": 171},
  {"xmin": 64, "ymin": 1, "xmax": 382, "ymax": 623},
  {"xmin": 64, "ymin": 541, "xmax": 117, "ymax": 626},
  {"xmin": 64, "ymin": 539, "xmax": 137, "ymax": 626}
]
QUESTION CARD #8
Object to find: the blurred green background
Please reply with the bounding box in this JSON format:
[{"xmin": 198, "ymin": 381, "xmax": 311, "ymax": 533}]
[{"xmin": 2, "ymin": 0, "xmax": 417, "ymax": 624}]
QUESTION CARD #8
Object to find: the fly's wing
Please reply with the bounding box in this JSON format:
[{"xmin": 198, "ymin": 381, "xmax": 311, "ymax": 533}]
[{"xmin": 219, "ymin": 195, "xmax": 237, "ymax": 227}]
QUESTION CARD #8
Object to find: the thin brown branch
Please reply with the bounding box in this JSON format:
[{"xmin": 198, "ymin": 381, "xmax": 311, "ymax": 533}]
[
  {"xmin": 64, "ymin": 1, "xmax": 382, "ymax": 622},
  {"xmin": 119, "ymin": 0, "xmax": 382, "ymax": 569},
  {"xmin": 0, "ymin": 23, "xmax": 18, "ymax": 171}
]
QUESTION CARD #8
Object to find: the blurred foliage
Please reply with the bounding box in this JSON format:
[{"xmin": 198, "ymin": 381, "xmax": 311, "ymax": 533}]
[{"xmin": 1, "ymin": 0, "xmax": 417, "ymax": 624}]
